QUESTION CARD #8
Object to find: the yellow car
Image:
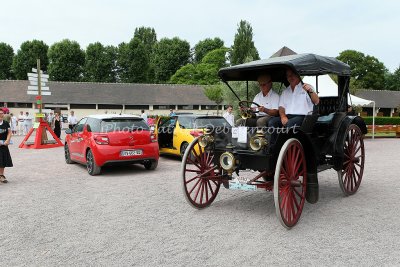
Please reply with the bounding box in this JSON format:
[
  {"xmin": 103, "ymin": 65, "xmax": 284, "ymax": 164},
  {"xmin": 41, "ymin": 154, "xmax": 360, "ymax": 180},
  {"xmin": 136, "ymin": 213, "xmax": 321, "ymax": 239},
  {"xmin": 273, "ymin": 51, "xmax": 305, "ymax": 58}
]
[{"xmin": 156, "ymin": 114, "xmax": 231, "ymax": 158}]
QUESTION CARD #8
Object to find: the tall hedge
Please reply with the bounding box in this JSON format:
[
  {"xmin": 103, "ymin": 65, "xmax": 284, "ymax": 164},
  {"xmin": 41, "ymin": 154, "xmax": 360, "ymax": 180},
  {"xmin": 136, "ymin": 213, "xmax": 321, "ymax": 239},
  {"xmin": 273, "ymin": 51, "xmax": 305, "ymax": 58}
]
[{"xmin": 362, "ymin": 117, "xmax": 400, "ymax": 125}]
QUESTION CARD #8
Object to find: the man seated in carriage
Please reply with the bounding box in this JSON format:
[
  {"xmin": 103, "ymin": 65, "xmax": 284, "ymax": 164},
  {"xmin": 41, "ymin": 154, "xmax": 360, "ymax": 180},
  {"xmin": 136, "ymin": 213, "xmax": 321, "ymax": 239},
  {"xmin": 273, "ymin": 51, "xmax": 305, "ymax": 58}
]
[
  {"xmin": 269, "ymin": 68, "xmax": 320, "ymax": 129},
  {"xmin": 236, "ymin": 74, "xmax": 279, "ymax": 128}
]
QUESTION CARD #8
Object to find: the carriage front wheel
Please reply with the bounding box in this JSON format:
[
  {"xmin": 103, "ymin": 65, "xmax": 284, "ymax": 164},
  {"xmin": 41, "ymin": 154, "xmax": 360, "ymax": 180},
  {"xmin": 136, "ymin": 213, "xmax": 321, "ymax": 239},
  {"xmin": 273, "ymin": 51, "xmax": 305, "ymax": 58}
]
[
  {"xmin": 338, "ymin": 124, "xmax": 365, "ymax": 196},
  {"xmin": 274, "ymin": 138, "xmax": 307, "ymax": 229},
  {"xmin": 181, "ymin": 137, "xmax": 221, "ymax": 209}
]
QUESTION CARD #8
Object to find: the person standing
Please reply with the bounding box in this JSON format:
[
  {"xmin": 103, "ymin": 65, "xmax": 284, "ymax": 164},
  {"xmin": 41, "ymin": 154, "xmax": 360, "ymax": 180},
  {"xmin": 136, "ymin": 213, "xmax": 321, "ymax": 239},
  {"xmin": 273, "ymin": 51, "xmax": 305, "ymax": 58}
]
[
  {"xmin": 0, "ymin": 108, "xmax": 13, "ymax": 183},
  {"xmin": 53, "ymin": 112, "xmax": 62, "ymax": 139},
  {"xmin": 141, "ymin": 110, "xmax": 148, "ymax": 124},
  {"xmin": 68, "ymin": 110, "xmax": 78, "ymax": 130},
  {"xmin": 169, "ymin": 109, "xmax": 176, "ymax": 117},
  {"xmin": 47, "ymin": 112, "xmax": 54, "ymax": 127},
  {"xmin": 10, "ymin": 113, "xmax": 17, "ymax": 135},
  {"xmin": 223, "ymin": 105, "xmax": 235, "ymax": 127},
  {"xmin": 17, "ymin": 111, "xmax": 24, "ymax": 135},
  {"xmin": 23, "ymin": 112, "xmax": 33, "ymax": 134}
]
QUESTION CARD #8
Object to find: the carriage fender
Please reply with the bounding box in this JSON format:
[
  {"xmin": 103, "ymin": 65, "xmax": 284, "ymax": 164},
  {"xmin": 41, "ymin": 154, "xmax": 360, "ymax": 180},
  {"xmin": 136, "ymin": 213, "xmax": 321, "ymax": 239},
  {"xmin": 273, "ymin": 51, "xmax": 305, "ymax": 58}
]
[{"xmin": 333, "ymin": 116, "xmax": 367, "ymax": 171}]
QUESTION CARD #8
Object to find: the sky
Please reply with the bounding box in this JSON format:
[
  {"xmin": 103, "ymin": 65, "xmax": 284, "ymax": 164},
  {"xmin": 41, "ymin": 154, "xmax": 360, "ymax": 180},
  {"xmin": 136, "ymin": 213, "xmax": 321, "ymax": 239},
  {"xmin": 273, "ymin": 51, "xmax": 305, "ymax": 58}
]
[{"xmin": 1, "ymin": 0, "xmax": 399, "ymax": 72}]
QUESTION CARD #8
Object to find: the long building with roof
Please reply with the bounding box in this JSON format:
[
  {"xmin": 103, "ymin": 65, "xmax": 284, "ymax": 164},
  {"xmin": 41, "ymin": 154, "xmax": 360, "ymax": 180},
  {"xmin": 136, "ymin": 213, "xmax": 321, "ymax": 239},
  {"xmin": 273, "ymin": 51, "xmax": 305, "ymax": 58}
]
[{"xmin": 0, "ymin": 80, "xmax": 219, "ymax": 117}]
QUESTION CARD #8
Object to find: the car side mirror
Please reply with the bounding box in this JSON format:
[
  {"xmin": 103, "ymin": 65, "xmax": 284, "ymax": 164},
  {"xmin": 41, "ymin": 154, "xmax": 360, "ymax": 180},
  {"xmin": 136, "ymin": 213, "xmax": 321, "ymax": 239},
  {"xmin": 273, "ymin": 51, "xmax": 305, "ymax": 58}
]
[{"xmin": 65, "ymin": 129, "xmax": 72, "ymax": 134}]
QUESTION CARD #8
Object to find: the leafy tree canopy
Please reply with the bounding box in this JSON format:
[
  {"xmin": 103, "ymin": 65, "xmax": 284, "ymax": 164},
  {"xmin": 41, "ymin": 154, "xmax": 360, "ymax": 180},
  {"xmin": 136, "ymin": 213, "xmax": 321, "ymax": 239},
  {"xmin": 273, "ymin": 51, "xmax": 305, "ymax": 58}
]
[
  {"xmin": 117, "ymin": 37, "xmax": 149, "ymax": 83},
  {"xmin": 229, "ymin": 20, "xmax": 260, "ymax": 65},
  {"xmin": 152, "ymin": 37, "xmax": 190, "ymax": 83},
  {"xmin": 84, "ymin": 42, "xmax": 117, "ymax": 83},
  {"xmin": 48, "ymin": 39, "xmax": 85, "ymax": 81},
  {"xmin": 385, "ymin": 66, "xmax": 400, "ymax": 91},
  {"xmin": 194, "ymin": 38, "xmax": 224, "ymax": 63},
  {"xmin": 0, "ymin": 42, "xmax": 14, "ymax": 79},
  {"xmin": 12, "ymin": 40, "xmax": 48, "ymax": 80},
  {"xmin": 337, "ymin": 50, "xmax": 387, "ymax": 90}
]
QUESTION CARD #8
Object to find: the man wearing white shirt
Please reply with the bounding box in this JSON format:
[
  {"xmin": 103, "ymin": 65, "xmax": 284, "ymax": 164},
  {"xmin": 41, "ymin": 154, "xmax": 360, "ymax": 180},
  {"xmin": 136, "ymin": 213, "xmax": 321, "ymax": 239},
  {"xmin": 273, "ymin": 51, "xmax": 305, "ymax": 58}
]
[
  {"xmin": 68, "ymin": 110, "xmax": 78, "ymax": 130},
  {"xmin": 223, "ymin": 105, "xmax": 235, "ymax": 126},
  {"xmin": 269, "ymin": 68, "xmax": 320, "ymax": 129},
  {"xmin": 236, "ymin": 74, "xmax": 279, "ymax": 127},
  {"xmin": 141, "ymin": 110, "xmax": 148, "ymax": 124},
  {"xmin": 23, "ymin": 112, "xmax": 33, "ymax": 134},
  {"xmin": 17, "ymin": 111, "xmax": 24, "ymax": 135}
]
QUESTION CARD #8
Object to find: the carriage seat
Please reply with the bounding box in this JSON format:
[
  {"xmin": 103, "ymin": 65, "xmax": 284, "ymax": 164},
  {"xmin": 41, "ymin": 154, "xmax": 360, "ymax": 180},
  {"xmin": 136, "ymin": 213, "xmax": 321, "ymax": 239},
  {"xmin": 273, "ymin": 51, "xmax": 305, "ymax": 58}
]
[
  {"xmin": 318, "ymin": 97, "xmax": 340, "ymax": 116},
  {"xmin": 317, "ymin": 113, "xmax": 335, "ymax": 124}
]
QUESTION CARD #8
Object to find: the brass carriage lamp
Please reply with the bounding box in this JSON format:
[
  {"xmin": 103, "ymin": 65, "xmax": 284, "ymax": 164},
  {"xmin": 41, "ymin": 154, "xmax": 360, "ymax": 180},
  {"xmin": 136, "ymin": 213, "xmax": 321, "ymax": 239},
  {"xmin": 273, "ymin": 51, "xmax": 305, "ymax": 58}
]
[
  {"xmin": 249, "ymin": 129, "xmax": 267, "ymax": 151},
  {"xmin": 219, "ymin": 152, "xmax": 236, "ymax": 175},
  {"xmin": 198, "ymin": 127, "xmax": 214, "ymax": 148}
]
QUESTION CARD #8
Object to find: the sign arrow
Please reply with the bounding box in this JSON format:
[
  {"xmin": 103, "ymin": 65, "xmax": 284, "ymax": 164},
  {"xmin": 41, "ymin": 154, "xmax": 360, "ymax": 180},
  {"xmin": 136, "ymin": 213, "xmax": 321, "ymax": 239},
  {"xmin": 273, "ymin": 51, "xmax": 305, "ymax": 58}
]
[
  {"xmin": 28, "ymin": 86, "xmax": 50, "ymax": 91},
  {"xmin": 27, "ymin": 73, "xmax": 49, "ymax": 79},
  {"xmin": 29, "ymin": 81, "xmax": 47, "ymax": 86},
  {"xmin": 28, "ymin": 76, "xmax": 48, "ymax": 83},
  {"xmin": 27, "ymin": 90, "xmax": 51, "ymax": 96}
]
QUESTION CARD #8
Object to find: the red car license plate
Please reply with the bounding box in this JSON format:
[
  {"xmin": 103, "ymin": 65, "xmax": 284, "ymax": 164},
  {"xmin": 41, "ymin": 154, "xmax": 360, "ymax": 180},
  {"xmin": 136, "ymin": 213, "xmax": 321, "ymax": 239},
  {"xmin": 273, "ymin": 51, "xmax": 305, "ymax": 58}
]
[{"xmin": 120, "ymin": 149, "xmax": 143, "ymax": 156}]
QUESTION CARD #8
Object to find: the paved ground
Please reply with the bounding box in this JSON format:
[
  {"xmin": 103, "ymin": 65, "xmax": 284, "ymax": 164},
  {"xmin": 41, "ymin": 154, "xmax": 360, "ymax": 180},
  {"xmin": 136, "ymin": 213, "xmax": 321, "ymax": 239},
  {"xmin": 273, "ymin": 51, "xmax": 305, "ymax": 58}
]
[{"xmin": 1, "ymin": 135, "xmax": 399, "ymax": 266}]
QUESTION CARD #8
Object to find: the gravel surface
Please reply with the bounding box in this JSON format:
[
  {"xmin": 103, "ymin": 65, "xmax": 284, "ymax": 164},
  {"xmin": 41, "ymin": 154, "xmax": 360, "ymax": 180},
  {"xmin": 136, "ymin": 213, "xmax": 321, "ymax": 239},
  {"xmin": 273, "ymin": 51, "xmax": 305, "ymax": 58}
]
[{"xmin": 1, "ymin": 136, "xmax": 399, "ymax": 266}]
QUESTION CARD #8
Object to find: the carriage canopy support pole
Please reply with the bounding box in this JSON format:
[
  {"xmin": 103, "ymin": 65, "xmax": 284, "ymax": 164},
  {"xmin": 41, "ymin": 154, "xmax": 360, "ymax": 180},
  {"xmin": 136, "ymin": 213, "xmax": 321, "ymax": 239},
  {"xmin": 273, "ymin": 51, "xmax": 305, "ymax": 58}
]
[{"xmin": 222, "ymin": 80, "xmax": 241, "ymax": 101}]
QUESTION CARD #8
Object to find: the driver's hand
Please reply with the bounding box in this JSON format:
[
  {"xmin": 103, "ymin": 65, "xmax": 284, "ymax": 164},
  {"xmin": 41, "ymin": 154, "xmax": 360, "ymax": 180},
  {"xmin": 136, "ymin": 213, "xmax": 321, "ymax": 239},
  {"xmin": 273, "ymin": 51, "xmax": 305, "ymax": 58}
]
[{"xmin": 281, "ymin": 116, "xmax": 288, "ymax": 126}]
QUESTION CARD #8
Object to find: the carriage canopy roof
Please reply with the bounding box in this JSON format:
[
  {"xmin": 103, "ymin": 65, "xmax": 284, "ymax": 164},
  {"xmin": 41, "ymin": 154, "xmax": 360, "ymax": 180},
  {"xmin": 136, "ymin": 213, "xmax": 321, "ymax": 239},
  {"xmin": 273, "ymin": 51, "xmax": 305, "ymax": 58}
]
[{"xmin": 218, "ymin": 53, "xmax": 351, "ymax": 82}]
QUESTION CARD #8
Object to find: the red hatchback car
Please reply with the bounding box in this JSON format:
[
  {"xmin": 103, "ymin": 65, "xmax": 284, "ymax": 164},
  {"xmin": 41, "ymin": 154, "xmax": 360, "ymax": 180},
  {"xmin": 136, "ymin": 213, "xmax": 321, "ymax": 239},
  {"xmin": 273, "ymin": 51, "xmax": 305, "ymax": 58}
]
[{"xmin": 64, "ymin": 114, "xmax": 159, "ymax": 175}]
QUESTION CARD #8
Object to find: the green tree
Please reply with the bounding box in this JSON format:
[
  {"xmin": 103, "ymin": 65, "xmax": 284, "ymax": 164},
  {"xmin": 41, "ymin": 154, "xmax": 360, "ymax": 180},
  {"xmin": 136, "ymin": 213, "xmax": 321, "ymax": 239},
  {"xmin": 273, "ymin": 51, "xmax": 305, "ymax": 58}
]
[
  {"xmin": 229, "ymin": 20, "xmax": 260, "ymax": 65},
  {"xmin": 201, "ymin": 47, "xmax": 229, "ymax": 69},
  {"xmin": 48, "ymin": 39, "xmax": 85, "ymax": 81},
  {"xmin": 134, "ymin": 27, "xmax": 157, "ymax": 82},
  {"xmin": 152, "ymin": 37, "xmax": 190, "ymax": 83},
  {"xmin": 337, "ymin": 50, "xmax": 387, "ymax": 89},
  {"xmin": 194, "ymin": 38, "xmax": 224, "ymax": 63},
  {"xmin": 84, "ymin": 42, "xmax": 117, "ymax": 82},
  {"xmin": 204, "ymin": 83, "xmax": 224, "ymax": 115},
  {"xmin": 385, "ymin": 66, "xmax": 400, "ymax": 91},
  {"xmin": 170, "ymin": 48, "xmax": 228, "ymax": 85},
  {"xmin": 117, "ymin": 37, "xmax": 148, "ymax": 83},
  {"xmin": 0, "ymin": 42, "xmax": 14, "ymax": 79},
  {"xmin": 12, "ymin": 40, "xmax": 48, "ymax": 80}
]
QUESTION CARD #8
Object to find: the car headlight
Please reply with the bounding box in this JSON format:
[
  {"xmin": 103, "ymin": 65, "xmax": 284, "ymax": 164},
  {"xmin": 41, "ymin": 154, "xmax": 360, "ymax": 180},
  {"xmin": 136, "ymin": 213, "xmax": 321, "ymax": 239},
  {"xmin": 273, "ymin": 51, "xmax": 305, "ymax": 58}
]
[
  {"xmin": 220, "ymin": 152, "xmax": 235, "ymax": 173},
  {"xmin": 249, "ymin": 130, "xmax": 267, "ymax": 151}
]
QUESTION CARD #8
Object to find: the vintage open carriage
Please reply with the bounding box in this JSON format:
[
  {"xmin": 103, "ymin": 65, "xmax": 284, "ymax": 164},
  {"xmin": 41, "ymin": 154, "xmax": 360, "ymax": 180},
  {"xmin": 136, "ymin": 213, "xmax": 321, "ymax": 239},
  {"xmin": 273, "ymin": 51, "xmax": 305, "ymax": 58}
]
[{"xmin": 181, "ymin": 54, "xmax": 367, "ymax": 228}]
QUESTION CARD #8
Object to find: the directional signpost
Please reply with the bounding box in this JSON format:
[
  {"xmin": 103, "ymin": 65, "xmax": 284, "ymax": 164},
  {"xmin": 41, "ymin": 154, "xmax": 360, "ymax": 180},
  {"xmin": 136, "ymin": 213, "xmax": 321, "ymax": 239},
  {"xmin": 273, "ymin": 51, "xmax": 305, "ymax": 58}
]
[{"xmin": 19, "ymin": 59, "xmax": 63, "ymax": 149}]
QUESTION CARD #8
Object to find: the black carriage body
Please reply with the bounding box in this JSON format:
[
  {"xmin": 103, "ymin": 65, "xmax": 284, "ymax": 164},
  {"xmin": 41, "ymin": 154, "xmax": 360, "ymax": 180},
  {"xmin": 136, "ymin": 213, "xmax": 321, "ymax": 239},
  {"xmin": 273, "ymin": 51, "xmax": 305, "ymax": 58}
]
[
  {"xmin": 215, "ymin": 54, "xmax": 367, "ymax": 198},
  {"xmin": 181, "ymin": 53, "xmax": 367, "ymax": 229}
]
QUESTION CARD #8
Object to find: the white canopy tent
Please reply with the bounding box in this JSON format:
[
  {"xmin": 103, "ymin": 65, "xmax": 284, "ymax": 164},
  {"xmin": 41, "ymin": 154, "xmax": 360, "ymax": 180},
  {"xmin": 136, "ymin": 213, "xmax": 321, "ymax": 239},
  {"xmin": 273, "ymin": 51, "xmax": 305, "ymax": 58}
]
[{"xmin": 303, "ymin": 75, "xmax": 375, "ymax": 139}]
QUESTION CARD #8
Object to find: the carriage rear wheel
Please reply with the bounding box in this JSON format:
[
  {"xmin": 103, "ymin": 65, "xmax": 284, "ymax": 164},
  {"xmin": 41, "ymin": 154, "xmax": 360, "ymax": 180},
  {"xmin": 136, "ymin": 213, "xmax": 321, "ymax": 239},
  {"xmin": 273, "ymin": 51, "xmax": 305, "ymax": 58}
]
[
  {"xmin": 274, "ymin": 138, "xmax": 307, "ymax": 229},
  {"xmin": 338, "ymin": 124, "xmax": 365, "ymax": 196},
  {"xmin": 181, "ymin": 138, "xmax": 221, "ymax": 209}
]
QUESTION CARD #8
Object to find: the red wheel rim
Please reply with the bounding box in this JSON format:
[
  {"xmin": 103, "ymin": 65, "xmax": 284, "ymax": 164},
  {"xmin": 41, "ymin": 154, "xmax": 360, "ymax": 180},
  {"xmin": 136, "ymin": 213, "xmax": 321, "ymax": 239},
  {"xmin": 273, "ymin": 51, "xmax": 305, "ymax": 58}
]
[
  {"xmin": 182, "ymin": 139, "xmax": 221, "ymax": 209},
  {"xmin": 275, "ymin": 139, "xmax": 307, "ymax": 228},
  {"xmin": 339, "ymin": 125, "xmax": 365, "ymax": 195}
]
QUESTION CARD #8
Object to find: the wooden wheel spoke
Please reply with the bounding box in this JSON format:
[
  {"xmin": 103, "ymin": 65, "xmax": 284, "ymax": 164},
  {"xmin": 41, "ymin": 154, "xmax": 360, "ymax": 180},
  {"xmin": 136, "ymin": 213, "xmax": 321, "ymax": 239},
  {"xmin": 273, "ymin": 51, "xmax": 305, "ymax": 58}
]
[
  {"xmin": 185, "ymin": 175, "xmax": 201, "ymax": 184},
  {"xmin": 293, "ymin": 187, "xmax": 303, "ymax": 198},
  {"xmin": 291, "ymin": 190, "xmax": 300, "ymax": 211},
  {"xmin": 187, "ymin": 156, "xmax": 202, "ymax": 169},
  {"xmin": 207, "ymin": 180, "xmax": 215, "ymax": 195},
  {"xmin": 188, "ymin": 177, "xmax": 202, "ymax": 195}
]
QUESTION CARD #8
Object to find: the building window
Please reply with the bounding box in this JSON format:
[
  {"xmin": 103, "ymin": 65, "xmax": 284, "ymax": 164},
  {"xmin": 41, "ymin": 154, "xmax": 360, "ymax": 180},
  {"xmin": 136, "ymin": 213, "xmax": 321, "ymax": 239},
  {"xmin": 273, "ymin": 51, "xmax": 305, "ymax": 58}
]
[
  {"xmin": 70, "ymin": 104, "xmax": 97, "ymax": 109},
  {"xmin": 125, "ymin": 105, "xmax": 150, "ymax": 110},
  {"xmin": 98, "ymin": 104, "xmax": 123, "ymax": 109},
  {"xmin": 6, "ymin": 102, "xmax": 33, "ymax": 108},
  {"xmin": 201, "ymin": 105, "xmax": 218, "ymax": 110},
  {"xmin": 153, "ymin": 105, "xmax": 175, "ymax": 110}
]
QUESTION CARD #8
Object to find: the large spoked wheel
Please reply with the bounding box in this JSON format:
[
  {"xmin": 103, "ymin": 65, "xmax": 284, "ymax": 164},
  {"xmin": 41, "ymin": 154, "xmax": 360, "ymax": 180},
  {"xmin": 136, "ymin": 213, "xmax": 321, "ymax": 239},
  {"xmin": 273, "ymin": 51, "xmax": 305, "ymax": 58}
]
[
  {"xmin": 338, "ymin": 124, "xmax": 365, "ymax": 196},
  {"xmin": 181, "ymin": 138, "xmax": 221, "ymax": 209},
  {"xmin": 274, "ymin": 138, "xmax": 307, "ymax": 229},
  {"xmin": 86, "ymin": 149, "xmax": 101, "ymax": 176}
]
